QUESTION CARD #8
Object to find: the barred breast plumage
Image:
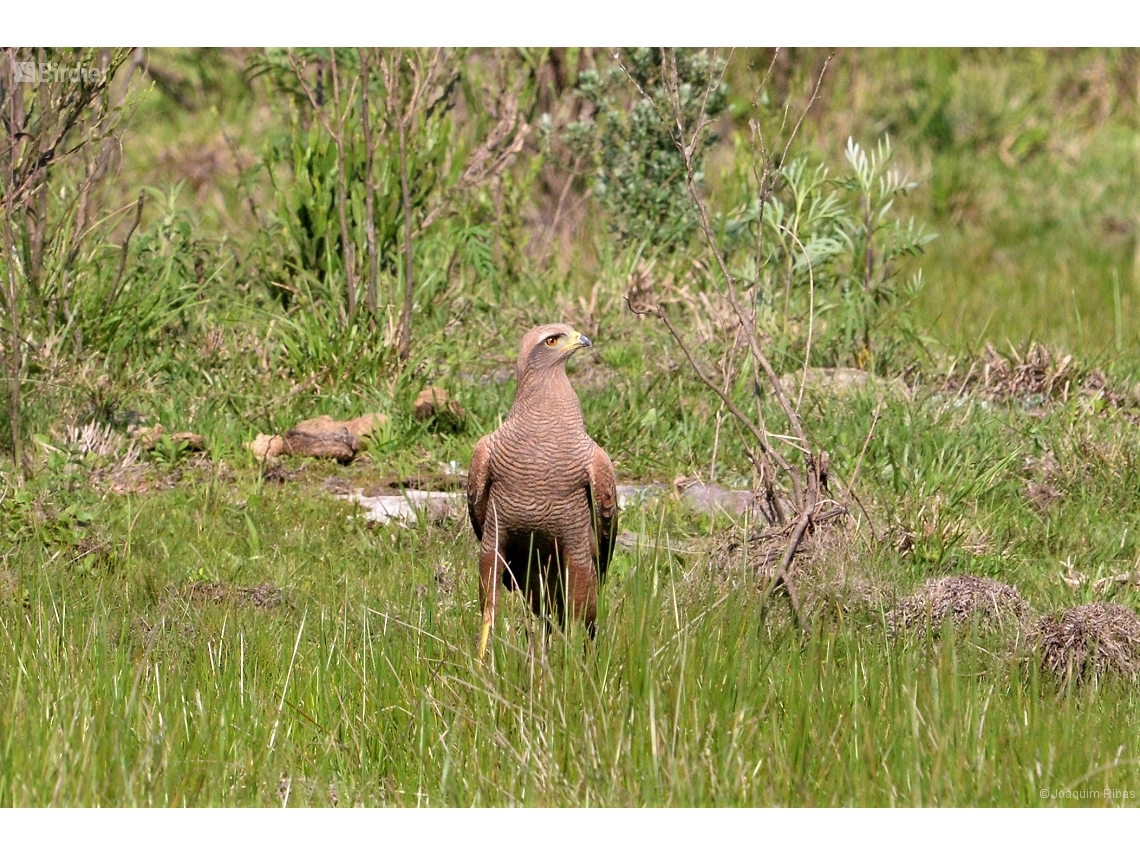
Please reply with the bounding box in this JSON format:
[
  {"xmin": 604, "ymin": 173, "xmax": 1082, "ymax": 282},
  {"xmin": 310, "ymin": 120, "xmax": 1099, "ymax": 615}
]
[{"xmin": 467, "ymin": 323, "xmax": 617, "ymax": 659}]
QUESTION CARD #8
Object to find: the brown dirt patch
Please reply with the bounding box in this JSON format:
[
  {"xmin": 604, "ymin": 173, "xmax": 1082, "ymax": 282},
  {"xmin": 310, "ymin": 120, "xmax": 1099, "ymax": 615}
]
[
  {"xmin": 94, "ymin": 455, "xmax": 222, "ymax": 496},
  {"xmin": 359, "ymin": 470, "xmax": 465, "ymax": 495}
]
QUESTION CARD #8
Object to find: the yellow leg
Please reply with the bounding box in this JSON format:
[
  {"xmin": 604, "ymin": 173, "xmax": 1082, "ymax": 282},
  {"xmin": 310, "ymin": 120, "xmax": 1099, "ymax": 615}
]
[
  {"xmin": 477, "ymin": 545, "xmax": 499, "ymax": 664},
  {"xmin": 477, "ymin": 614, "xmax": 493, "ymax": 663}
]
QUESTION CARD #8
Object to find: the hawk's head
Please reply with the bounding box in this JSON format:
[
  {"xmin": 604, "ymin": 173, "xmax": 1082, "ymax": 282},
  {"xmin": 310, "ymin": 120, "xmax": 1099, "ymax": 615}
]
[{"xmin": 516, "ymin": 323, "xmax": 592, "ymax": 380}]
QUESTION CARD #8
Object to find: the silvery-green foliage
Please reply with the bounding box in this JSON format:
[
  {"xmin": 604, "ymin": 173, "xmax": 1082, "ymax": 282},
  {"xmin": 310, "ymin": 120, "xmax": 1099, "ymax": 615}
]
[{"xmin": 724, "ymin": 135, "xmax": 935, "ymax": 369}]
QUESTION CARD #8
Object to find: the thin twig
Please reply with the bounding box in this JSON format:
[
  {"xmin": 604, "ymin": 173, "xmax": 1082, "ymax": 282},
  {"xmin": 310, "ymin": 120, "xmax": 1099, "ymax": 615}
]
[
  {"xmin": 772, "ymin": 222, "xmax": 817, "ymax": 412},
  {"xmin": 540, "ymin": 152, "xmax": 583, "ymax": 262},
  {"xmin": 840, "ymin": 400, "xmax": 882, "ymax": 541},
  {"xmin": 630, "ymin": 297, "xmax": 797, "ymax": 502},
  {"xmin": 216, "ymin": 115, "xmax": 258, "ymax": 223},
  {"xmin": 830, "ymin": 471, "xmax": 877, "ymax": 545},
  {"xmin": 778, "ymin": 52, "xmax": 833, "ymax": 170},
  {"xmin": 329, "ymin": 51, "xmax": 358, "ymax": 322},
  {"xmin": 845, "ymin": 400, "xmax": 882, "ymax": 507},
  {"xmin": 102, "ymin": 190, "xmax": 144, "ymax": 314},
  {"xmin": 359, "ymin": 48, "xmax": 379, "ymax": 324}
]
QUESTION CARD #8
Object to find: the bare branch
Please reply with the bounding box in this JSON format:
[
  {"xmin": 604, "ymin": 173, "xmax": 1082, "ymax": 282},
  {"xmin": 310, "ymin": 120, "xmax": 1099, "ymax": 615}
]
[
  {"xmin": 358, "ymin": 48, "xmax": 379, "ymax": 323},
  {"xmin": 626, "ymin": 294, "xmax": 796, "ymax": 522},
  {"xmin": 629, "ymin": 299, "xmax": 764, "ymax": 451},
  {"xmin": 619, "ymin": 48, "xmax": 851, "ymax": 625},
  {"xmin": 771, "ymin": 221, "xmax": 817, "ymax": 412},
  {"xmin": 778, "ymin": 52, "xmax": 833, "ymax": 171},
  {"xmin": 844, "ymin": 401, "xmax": 882, "ymax": 510},
  {"xmin": 101, "ymin": 190, "xmax": 145, "ymax": 314}
]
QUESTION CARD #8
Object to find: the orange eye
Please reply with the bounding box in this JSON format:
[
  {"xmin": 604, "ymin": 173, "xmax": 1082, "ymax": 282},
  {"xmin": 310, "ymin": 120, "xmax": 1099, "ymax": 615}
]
[{"xmin": 545, "ymin": 335, "xmax": 560, "ymax": 346}]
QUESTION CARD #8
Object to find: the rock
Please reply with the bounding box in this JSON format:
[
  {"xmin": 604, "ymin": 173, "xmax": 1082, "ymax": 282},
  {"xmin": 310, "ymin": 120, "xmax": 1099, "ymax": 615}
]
[
  {"xmin": 341, "ymin": 489, "xmax": 463, "ymax": 524},
  {"xmin": 673, "ymin": 475, "xmax": 752, "ymax": 517},
  {"xmin": 249, "ymin": 433, "xmax": 288, "ymax": 462},
  {"xmin": 169, "ymin": 432, "xmax": 206, "ymax": 452},
  {"xmin": 282, "ymin": 421, "xmax": 359, "ymax": 462},
  {"xmin": 343, "ymin": 413, "xmax": 388, "ymax": 438},
  {"xmin": 616, "ymin": 483, "xmax": 667, "ymax": 509},
  {"xmin": 129, "ymin": 423, "xmax": 165, "ymax": 450},
  {"xmin": 247, "ymin": 412, "xmax": 387, "ymax": 463},
  {"xmin": 413, "ymin": 386, "xmax": 466, "ymax": 431}
]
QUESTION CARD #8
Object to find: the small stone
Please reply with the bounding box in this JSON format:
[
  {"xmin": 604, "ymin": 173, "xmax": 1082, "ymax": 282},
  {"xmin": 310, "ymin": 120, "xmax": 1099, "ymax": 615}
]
[
  {"xmin": 169, "ymin": 431, "xmax": 206, "ymax": 452},
  {"xmin": 248, "ymin": 413, "xmax": 387, "ymax": 463},
  {"xmin": 129, "ymin": 423, "xmax": 165, "ymax": 450},
  {"xmin": 249, "ymin": 433, "xmax": 288, "ymax": 461},
  {"xmin": 413, "ymin": 386, "xmax": 466, "ymax": 431}
]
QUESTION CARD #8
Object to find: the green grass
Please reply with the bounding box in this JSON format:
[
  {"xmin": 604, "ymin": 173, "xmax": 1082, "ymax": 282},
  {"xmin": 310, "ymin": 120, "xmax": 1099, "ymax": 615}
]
[{"xmin": 3, "ymin": 382, "xmax": 1140, "ymax": 806}]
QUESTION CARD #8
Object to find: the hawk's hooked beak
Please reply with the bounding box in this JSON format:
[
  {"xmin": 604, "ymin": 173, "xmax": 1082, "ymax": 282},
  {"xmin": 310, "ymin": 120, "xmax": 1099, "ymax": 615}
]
[{"xmin": 563, "ymin": 330, "xmax": 592, "ymax": 351}]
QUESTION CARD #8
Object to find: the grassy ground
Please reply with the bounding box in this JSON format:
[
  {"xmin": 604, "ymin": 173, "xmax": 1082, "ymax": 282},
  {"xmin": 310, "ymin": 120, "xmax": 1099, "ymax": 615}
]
[
  {"xmin": 3, "ymin": 377, "xmax": 1139, "ymax": 806},
  {"xmin": 3, "ymin": 48, "xmax": 1140, "ymax": 806}
]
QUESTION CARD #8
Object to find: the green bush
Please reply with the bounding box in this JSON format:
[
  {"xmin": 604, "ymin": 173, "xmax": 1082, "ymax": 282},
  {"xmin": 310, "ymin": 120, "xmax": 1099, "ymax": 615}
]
[
  {"xmin": 567, "ymin": 48, "xmax": 728, "ymax": 254},
  {"xmin": 253, "ymin": 48, "xmax": 453, "ymax": 317},
  {"xmin": 723, "ymin": 135, "xmax": 935, "ymax": 370}
]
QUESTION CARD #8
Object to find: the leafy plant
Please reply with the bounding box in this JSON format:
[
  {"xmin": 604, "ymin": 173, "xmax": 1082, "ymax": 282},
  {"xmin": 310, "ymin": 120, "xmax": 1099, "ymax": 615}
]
[
  {"xmin": 568, "ymin": 48, "xmax": 728, "ymax": 254},
  {"xmin": 253, "ymin": 48, "xmax": 529, "ymax": 364},
  {"xmin": 724, "ymin": 134, "xmax": 935, "ymax": 370},
  {"xmin": 256, "ymin": 49, "xmax": 452, "ymax": 321},
  {"xmin": 79, "ymin": 184, "xmax": 231, "ymax": 360},
  {"xmin": 0, "ymin": 486, "xmax": 93, "ymax": 556},
  {"xmin": 0, "ymin": 48, "xmax": 139, "ymax": 465}
]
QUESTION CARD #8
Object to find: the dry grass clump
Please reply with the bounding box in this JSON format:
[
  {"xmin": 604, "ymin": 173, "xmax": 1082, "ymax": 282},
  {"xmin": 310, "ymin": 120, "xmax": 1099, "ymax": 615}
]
[
  {"xmin": 713, "ymin": 508, "xmax": 849, "ymax": 576},
  {"xmin": 1034, "ymin": 603, "xmax": 1140, "ymax": 685},
  {"xmin": 712, "ymin": 517, "xmax": 891, "ymax": 625},
  {"xmin": 65, "ymin": 421, "xmax": 127, "ymax": 458},
  {"xmin": 887, "ymin": 574, "xmax": 1028, "ymax": 633},
  {"xmin": 948, "ymin": 342, "xmax": 1129, "ymax": 409},
  {"xmin": 797, "ymin": 555, "xmax": 891, "ymax": 618},
  {"xmin": 784, "ymin": 521, "xmax": 890, "ymax": 617},
  {"xmin": 1023, "ymin": 451, "xmax": 1065, "ymax": 512},
  {"xmin": 183, "ymin": 581, "xmax": 287, "ymax": 609}
]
